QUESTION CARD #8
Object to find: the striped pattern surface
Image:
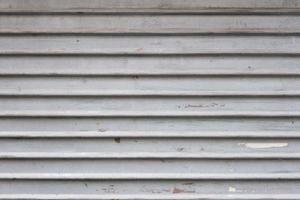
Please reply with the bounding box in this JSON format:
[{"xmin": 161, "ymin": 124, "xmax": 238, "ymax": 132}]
[{"xmin": 0, "ymin": 0, "xmax": 300, "ymax": 199}]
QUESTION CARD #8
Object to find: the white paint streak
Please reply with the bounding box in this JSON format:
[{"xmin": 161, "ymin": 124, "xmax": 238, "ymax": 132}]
[
  {"xmin": 229, "ymin": 187, "xmax": 236, "ymax": 192},
  {"xmin": 239, "ymin": 142, "xmax": 288, "ymax": 149}
]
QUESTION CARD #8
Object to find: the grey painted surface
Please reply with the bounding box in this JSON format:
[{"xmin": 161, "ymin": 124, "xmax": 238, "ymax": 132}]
[{"xmin": 0, "ymin": 0, "xmax": 300, "ymax": 199}]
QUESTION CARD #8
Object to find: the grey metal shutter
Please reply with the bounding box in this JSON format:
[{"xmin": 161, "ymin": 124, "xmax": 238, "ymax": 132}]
[{"xmin": 0, "ymin": 0, "xmax": 300, "ymax": 199}]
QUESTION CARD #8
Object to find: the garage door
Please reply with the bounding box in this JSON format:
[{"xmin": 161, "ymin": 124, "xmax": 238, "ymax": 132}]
[{"xmin": 0, "ymin": 0, "xmax": 300, "ymax": 199}]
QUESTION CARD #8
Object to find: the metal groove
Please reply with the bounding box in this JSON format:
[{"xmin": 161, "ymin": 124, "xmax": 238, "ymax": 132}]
[
  {"xmin": 0, "ymin": 91, "xmax": 299, "ymax": 97},
  {"xmin": 0, "ymin": 193, "xmax": 300, "ymax": 200},
  {"xmin": 1, "ymin": 9, "xmax": 300, "ymax": 15},
  {"xmin": 1, "ymin": 73, "xmax": 300, "ymax": 77},
  {"xmin": 1, "ymin": 31, "xmax": 300, "ymax": 36},
  {"xmin": 0, "ymin": 52, "xmax": 299, "ymax": 56},
  {"xmin": 0, "ymin": 173, "xmax": 299, "ymax": 180}
]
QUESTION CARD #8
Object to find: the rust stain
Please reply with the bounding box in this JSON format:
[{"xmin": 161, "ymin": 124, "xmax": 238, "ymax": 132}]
[
  {"xmin": 173, "ymin": 188, "xmax": 195, "ymax": 194},
  {"xmin": 136, "ymin": 48, "xmax": 144, "ymax": 52},
  {"xmin": 172, "ymin": 187, "xmax": 195, "ymax": 194},
  {"xmin": 173, "ymin": 187, "xmax": 185, "ymax": 194}
]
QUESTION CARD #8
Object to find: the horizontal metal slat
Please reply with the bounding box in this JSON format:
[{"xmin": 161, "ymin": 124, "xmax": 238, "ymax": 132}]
[
  {"xmin": 0, "ymin": 159, "xmax": 298, "ymax": 174},
  {"xmin": 0, "ymin": 131, "xmax": 298, "ymax": 138},
  {"xmin": 0, "ymin": 118, "xmax": 297, "ymax": 132},
  {"xmin": 1, "ymin": 15, "xmax": 300, "ymax": 34},
  {"xmin": 0, "ymin": 36, "xmax": 299, "ymax": 55},
  {"xmin": 0, "ymin": 138, "xmax": 294, "ymax": 154},
  {"xmin": 1, "ymin": 76, "xmax": 299, "ymax": 96},
  {"xmin": 1, "ymin": 97, "xmax": 299, "ymax": 115},
  {"xmin": 0, "ymin": 139, "xmax": 295, "ymax": 158},
  {"xmin": 1, "ymin": 0, "xmax": 300, "ymax": 14},
  {"xmin": 0, "ymin": 56, "xmax": 300, "ymax": 76},
  {"xmin": 0, "ymin": 180, "xmax": 299, "ymax": 197}
]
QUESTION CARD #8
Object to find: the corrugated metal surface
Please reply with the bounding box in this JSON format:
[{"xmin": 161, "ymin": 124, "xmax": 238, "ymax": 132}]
[{"xmin": 0, "ymin": 0, "xmax": 300, "ymax": 199}]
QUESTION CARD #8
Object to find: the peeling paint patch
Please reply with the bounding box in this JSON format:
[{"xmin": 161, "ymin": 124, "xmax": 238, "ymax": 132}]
[
  {"xmin": 172, "ymin": 187, "xmax": 195, "ymax": 194},
  {"xmin": 228, "ymin": 186, "xmax": 236, "ymax": 192},
  {"xmin": 239, "ymin": 142, "xmax": 288, "ymax": 149},
  {"xmin": 173, "ymin": 188, "xmax": 185, "ymax": 194}
]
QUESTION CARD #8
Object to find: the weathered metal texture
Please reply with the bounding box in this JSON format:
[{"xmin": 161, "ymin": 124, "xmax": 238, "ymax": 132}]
[{"xmin": 0, "ymin": 0, "xmax": 300, "ymax": 199}]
